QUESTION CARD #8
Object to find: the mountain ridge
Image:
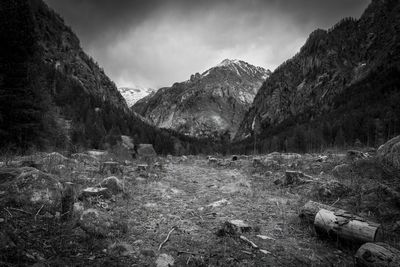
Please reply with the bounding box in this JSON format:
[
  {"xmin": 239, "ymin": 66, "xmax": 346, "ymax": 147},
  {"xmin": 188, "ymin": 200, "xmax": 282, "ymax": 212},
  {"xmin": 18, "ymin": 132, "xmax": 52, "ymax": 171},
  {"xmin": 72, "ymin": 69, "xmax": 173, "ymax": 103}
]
[
  {"xmin": 132, "ymin": 59, "xmax": 270, "ymax": 139},
  {"xmin": 233, "ymin": 0, "xmax": 400, "ymax": 152}
]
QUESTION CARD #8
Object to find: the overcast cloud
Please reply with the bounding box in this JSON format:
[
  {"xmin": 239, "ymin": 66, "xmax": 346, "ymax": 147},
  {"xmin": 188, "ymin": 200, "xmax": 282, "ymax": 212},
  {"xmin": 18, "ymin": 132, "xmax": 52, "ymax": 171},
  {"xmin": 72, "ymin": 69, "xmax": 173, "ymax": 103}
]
[{"xmin": 44, "ymin": 0, "xmax": 370, "ymax": 89}]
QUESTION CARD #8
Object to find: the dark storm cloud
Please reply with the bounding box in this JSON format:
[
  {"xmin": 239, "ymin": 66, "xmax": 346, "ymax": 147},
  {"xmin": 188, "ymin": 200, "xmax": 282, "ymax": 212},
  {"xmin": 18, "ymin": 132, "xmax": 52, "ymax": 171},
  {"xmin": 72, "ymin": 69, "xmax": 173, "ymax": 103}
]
[{"xmin": 45, "ymin": 0, "xmax": 370, "ymax": 88}]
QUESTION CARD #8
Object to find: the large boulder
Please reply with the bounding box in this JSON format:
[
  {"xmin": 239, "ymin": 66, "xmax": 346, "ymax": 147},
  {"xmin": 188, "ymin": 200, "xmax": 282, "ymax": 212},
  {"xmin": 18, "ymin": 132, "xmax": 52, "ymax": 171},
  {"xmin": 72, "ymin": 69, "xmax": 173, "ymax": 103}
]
[
  {"xmin": 332, "ymin": 163, "xmax": 352, "ymax": 179},
  {"xmin": 137, "ymin": 144, "xmax": 157, "ymax": 157},
  {"xmin": 377, "ymin": 135, "xmax": 400, "ymax": 170},
  {"xmin": 0, "ymin": 167, "xmax": 62, "ymax": 211},
  {"xmin": 99, "ymin": 176, "xmax": 123, "ymax": 194}
]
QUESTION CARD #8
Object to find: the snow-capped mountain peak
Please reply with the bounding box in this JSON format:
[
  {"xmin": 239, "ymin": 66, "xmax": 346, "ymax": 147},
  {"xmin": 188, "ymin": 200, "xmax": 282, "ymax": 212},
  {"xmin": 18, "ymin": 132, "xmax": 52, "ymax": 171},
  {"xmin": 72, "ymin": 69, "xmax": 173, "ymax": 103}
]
[{"xmin": 118, "ymin": 87, "xmax": 156, "ymax": 107}]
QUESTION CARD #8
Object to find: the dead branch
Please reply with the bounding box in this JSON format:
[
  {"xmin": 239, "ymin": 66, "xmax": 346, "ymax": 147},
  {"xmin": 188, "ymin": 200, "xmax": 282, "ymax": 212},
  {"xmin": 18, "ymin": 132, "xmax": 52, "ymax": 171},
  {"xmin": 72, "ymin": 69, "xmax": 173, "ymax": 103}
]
[
  {"xmin": 158, "ymin": 226, "xmax": 176, "ymax": 251},
  {"xmin": 35, "ymin": 204, "xmax": 45, "ymax": 221},
  {"xmin": 8, "ymin": 207, "xmax": 32, "ymax": 215}
]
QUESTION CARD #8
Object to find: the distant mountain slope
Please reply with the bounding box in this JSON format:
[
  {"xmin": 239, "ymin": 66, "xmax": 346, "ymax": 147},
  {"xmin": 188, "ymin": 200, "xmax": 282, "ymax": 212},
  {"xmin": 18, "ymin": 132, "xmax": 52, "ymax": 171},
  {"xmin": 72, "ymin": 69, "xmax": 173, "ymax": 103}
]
[
  {"xmin": 132, "ymin": 59, "xmax": 270, "ymax": 139},
  {"xmin": 0, "ymin": 0, "xmax": 216, "ymax": 155},
  {"xmin": 234, "ymin": 0, "xmax": 400, "ymax": 152},
  {"xmin": 119, "ymin": 87, "xmax": 156, "ymax": 107}
]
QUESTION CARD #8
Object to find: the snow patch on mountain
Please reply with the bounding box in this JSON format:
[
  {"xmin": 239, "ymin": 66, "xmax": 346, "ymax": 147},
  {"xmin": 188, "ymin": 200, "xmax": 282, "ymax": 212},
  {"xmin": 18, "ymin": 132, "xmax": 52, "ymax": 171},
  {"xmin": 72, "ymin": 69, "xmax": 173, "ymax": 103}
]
[{"xmin": 118, "ymin": 87, "xmax": 156, "ymax": 107}]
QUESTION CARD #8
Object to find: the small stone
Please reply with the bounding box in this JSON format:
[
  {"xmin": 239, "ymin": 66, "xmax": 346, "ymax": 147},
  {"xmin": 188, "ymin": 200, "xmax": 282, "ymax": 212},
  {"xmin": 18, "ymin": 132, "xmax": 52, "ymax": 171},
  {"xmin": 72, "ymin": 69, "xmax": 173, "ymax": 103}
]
[
  {"xmin": 156, "ymin": 254, "xmax": 175, "ymax": 267},
  {"xmin": 208, "ymin": 199, "xmax": 230, "ymax": 208}
]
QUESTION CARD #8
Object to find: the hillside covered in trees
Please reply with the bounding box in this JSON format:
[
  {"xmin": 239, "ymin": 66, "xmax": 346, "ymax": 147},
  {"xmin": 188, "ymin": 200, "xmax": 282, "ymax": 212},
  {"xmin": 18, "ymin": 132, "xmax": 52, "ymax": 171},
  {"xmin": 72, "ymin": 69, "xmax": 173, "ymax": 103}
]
[
  {"xmin": 0, "ymin": 0, "xmax": 223, "ymax": 155},
  {"xmin": 234, "ymin": 0, "xmax": 400, "ymax": 154}
]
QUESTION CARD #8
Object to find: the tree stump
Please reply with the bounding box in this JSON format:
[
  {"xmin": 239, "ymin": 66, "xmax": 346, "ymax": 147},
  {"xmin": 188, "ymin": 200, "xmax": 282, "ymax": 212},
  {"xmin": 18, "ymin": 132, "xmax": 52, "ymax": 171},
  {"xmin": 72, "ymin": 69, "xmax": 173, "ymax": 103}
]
[
  {"xmin": 100, "ymin": 162, "xmax": 122, "ymax": 175},
  {"xmin": 355, "ymin": 242, "xmax": 400, "ymax": 267}
]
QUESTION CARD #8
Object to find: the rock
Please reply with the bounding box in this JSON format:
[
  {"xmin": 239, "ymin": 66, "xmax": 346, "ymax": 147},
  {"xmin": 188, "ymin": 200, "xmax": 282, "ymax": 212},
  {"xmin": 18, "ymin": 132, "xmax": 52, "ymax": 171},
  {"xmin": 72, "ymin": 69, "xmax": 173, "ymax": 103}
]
[
  {"xmin": 86, "ymin": 150, "xmax": 110, "ymax": 162},
  {"xmin": 316, "ymin": 155, "xmax": 328, "ymax": 162},
  {"xmin": 217, "ymin": 220, "xmax": 252, "ymax": 236},
  {"xmin": 208, "ymin": 199, "xmax": 230, "ymax": 208},
  {"xmin": 208, "ymin": 157, "xmax": 218, "ymax": 163},
  {"xmin": 79, "ymin": 209, "xmax": 111, "ymax": 238},
  {"xmin": 284, "ymin": 170, "xmax": 313, "ymax": 185},
  {"xmin": 100, "ymin": 176, "xmax": 123, "ymax": 194},
  {"xmin": 80, "ymin": 187, "xmax": 112, "ymax": 199},
  {"xmin": 311, "ymin": 180, "xmax": 352, "ymax": 200},
  {"xmin": 71, "ymin": 153, "xmax": 99, "ymax": 165},
  {"xmin": 377, "ymin": 135, "xmax": 400, "ymax": 170},
  {"xmin": 347, "ymin": 150, "xmax": 368, "ymax": 161},
  {"xmin": 2, "ymin": 167, "xmax": 62, "ymax": 210},
  {"xmin": 332, "ymin": 164, "xmax": 352, "ymax": 178},
  {"xmin": 121, "ymin": 135, "xmax": 135, "ymax": 150},
  {"xmin": 108, "ymin": 242, "xmax": 134, "ymax": 256},
  {"xmin": 137, "ymin": 144, "xmax": 157, "ymax": 157},
  {"xmin": 273, "ymin": 178, "xmax": 282, "ymax": 185},
  {"xmin": 156, "ymin": 253, "xmax": 175, "ymax": 267},
  {"xmin": 99, "ymin": 162, "xmax": 123, "ymax": 175}
]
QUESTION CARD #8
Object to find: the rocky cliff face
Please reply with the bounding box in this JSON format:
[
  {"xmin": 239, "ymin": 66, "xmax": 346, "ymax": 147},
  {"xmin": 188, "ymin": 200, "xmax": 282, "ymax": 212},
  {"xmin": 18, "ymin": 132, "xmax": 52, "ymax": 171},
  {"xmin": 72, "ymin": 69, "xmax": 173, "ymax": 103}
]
[
  {"xmin": 133, "ymin": 59, "xmax": 270, "ymax": 139},
  {"xmin": 235, "ymin": 0, "xmax": 400, "ymax": 141}
]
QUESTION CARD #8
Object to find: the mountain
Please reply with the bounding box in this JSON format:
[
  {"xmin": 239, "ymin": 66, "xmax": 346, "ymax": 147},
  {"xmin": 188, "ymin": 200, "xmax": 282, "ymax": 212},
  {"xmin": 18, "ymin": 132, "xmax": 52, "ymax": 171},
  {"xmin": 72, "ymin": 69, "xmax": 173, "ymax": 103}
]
[
  {"xmin": 118, "ymin": 87, "xmax": 156, "ymax": 107},
  {"xmin": 0, "ymin": 0, "xmax": 218, "ymax": 155},
  {"xmin": 132, "ymin": 59, "xmax": 270, "ymax": 139},
  {"xmin": 234, "ymin": 0, "xmax": 400, "ymax": 152}
]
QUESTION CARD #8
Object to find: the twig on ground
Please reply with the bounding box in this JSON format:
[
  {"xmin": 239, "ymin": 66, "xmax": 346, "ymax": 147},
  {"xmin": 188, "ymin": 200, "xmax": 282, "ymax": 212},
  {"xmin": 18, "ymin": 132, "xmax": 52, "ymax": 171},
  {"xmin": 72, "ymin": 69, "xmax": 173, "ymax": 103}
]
[
  {"xmin": 240, "ymin": 235, "xmax": 258, "ymax": 249},
  {"xmin": 8, "ymin": 207, "xmax": 32, "ymax": 215},
  {"xmin": 35, "ymin": 204, "xmax": 45, "ymax": 221},
  {"xmin": 186, "ymin": 255, "xmax": 192, "ymax": 265},
  {"xmin": 329, "ymin": 198, "xmax": 340, "ymax": 207},
  {"xmin": 178, "ymin": 251, "xmax": 199, "ymax": 255},
  {"xmin": 4, "ymin": 208, "xmax": 12, "ymax": 217},
  {"xmin": 158, "ymin": 226, "xmax": 176, "ymax": 251}
]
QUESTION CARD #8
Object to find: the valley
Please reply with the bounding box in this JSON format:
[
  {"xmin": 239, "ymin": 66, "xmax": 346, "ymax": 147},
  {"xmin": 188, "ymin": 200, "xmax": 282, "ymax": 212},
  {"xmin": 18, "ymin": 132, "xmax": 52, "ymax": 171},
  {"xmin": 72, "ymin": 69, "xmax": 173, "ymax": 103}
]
[{"xmin": 1, "ymin": 140, "xmax": 400, "ymax": 266}]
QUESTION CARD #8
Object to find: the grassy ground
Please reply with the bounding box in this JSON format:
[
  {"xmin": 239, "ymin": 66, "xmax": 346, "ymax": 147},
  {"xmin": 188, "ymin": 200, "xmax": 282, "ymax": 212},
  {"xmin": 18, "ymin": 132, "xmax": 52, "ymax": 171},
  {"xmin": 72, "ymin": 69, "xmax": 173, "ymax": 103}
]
[{"xmin": 1, "ymin": 152, "xmax": 400, "ymax": 266}]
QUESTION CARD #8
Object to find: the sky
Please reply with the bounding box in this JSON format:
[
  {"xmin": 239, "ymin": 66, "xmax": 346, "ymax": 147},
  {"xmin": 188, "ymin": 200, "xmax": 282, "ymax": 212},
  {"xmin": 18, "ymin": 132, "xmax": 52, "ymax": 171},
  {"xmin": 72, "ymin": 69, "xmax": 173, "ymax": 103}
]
[{"xmin": 45, "ymin": 0, "xmax": 370, "ymax": 89}]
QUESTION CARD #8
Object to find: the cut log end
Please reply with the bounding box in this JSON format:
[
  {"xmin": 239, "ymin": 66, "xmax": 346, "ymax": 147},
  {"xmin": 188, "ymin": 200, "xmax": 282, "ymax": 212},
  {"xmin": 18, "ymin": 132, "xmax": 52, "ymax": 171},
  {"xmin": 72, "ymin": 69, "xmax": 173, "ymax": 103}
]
[{"xmin": 355, "ymin": 242, "xmax": 400, "ymax": 267}]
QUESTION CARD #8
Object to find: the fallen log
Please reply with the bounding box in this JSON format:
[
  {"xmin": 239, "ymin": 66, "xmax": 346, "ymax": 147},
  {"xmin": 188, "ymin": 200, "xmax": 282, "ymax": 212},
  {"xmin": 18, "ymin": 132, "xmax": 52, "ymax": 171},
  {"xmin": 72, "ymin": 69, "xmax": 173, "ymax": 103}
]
[
  {"xmin": 300, "ymin": 200, "xmax": 384, "ymax": 244},
  {"xmin": 315, "ymin": 208, "xmax": 383, "ymax": 244},
  {"xmin": 355, "ymin": 242, "xmax": 400, "ymax": 267},
  {"xmin": 299, "ymin": 200, "xmax": 340, "ymax": 224}
]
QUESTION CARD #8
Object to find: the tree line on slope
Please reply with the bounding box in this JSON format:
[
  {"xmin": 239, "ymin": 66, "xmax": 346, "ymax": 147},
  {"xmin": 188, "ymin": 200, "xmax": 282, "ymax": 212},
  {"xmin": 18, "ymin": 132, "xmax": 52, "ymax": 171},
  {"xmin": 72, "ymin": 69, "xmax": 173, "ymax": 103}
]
[{"xmin": 232, "ymin": 66, "xmax": 400, "ymax": 154}]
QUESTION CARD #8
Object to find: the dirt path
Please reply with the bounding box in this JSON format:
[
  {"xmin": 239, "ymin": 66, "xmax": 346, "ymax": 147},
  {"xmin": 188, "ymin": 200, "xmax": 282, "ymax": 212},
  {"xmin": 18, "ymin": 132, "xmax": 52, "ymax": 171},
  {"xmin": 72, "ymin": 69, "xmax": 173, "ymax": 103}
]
[{"xmin": 118, "ymin": 159, "xmax": 353, "ymax": 266}]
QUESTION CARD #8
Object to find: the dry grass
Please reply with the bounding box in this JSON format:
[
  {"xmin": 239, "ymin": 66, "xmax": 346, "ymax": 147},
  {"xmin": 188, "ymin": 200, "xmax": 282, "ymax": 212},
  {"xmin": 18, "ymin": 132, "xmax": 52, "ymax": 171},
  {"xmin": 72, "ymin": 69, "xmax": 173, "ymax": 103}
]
[{"xmin": 1, "ymin": 151, "xmax": 400, "ymax": 266}]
